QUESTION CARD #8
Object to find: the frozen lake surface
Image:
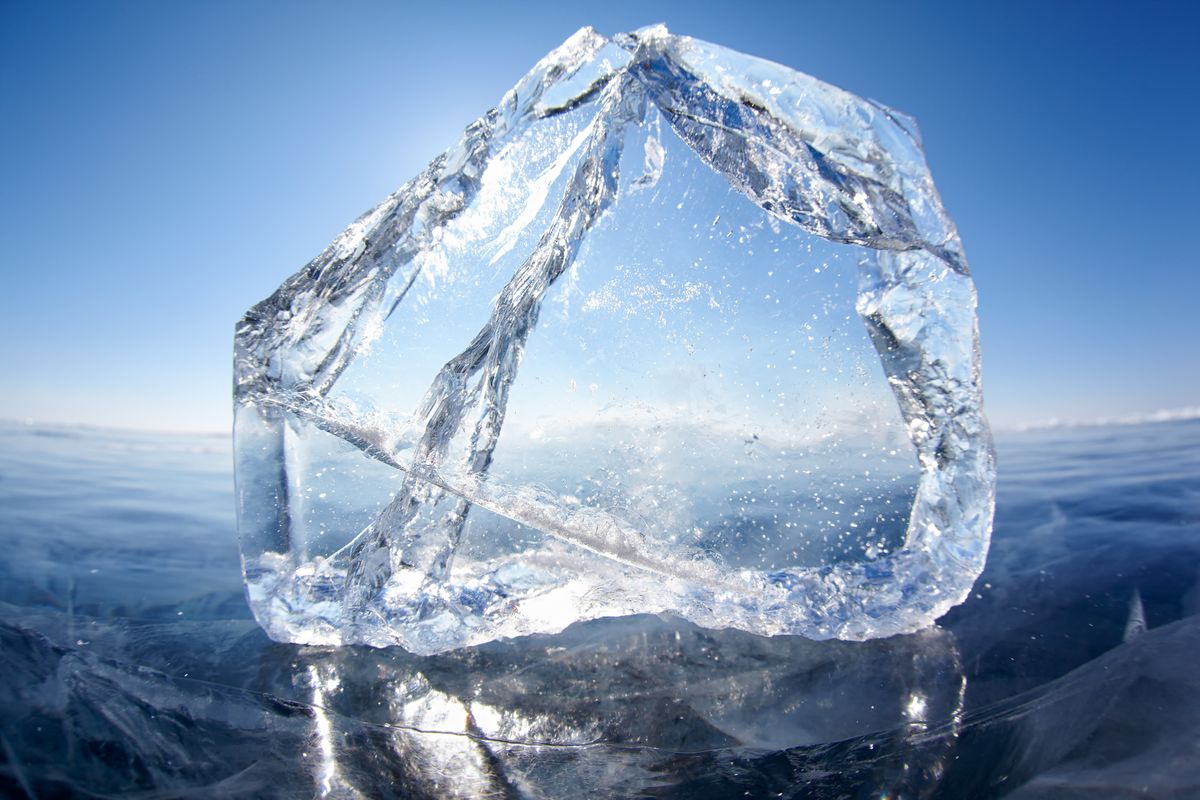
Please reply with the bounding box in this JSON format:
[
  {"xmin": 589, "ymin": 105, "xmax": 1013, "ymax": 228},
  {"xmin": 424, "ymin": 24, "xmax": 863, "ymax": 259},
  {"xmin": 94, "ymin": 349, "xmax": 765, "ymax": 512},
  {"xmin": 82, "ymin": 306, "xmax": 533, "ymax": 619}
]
[{"xmin": 0, "ymin": 418, "xmax": 1197, "ymax": 798}]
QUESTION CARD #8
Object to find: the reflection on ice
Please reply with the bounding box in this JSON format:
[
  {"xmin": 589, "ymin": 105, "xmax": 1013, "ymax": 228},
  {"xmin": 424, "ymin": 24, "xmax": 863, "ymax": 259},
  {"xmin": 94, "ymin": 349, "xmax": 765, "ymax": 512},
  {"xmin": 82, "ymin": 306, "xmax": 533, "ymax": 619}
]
[
  {"xmin": 306, "ymin": 664, "xmax": 366, "ymax": 799},
  {"xmin": 292, "ymin": 615, "xmax": 965, "ymax": 797}
]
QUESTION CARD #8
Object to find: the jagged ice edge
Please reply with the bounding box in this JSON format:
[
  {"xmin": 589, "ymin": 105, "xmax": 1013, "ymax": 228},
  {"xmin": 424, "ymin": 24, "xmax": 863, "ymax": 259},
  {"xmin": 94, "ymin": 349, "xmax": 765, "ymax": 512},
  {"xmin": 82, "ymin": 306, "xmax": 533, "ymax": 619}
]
[{"xmin": 234, "ymin": 24, "xmax": 995, "ymax": 644}]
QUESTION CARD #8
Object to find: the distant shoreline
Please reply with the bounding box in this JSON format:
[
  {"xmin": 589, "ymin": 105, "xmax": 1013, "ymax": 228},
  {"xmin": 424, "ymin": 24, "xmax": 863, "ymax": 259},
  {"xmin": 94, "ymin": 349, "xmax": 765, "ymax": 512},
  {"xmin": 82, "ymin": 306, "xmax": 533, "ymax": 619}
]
[
  {"xmin": 0, "ymin": 418, "xmax": 228, "ymax": 438},
  {"xmin": 4, "ymin": 406, "xmax": 1199, "ymax": 440},
  {"xmin": 994, "ymin": 406, "xmax": 1200, "ymax": 434}
]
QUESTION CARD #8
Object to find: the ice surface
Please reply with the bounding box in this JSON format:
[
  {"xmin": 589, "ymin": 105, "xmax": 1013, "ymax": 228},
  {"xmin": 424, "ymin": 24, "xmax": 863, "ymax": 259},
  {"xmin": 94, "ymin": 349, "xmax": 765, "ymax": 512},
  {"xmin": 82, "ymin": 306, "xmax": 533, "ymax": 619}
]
[
  {"xmin": 234, "ymin": 25, "xmax": 995, "ymax": 654},
  {"xmin": 6, "ymin": 420, "xmax": 1198, "ymax": 797}
]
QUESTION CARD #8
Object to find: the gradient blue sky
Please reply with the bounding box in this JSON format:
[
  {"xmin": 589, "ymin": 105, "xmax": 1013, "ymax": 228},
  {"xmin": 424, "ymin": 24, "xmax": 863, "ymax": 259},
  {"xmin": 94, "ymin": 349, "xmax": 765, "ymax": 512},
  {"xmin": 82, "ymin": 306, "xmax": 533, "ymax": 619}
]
[{"xmin": 2, "ymin": 0, "xmax": 1197, "ymax": 432}]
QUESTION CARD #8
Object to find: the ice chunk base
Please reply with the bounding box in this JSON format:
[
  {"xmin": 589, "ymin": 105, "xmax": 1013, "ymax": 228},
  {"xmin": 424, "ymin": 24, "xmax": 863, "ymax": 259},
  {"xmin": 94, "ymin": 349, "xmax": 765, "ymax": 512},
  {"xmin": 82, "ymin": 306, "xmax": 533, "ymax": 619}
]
[{"xmin": 234, "ymin": 26, "xmax": 995, "ymax": 655}]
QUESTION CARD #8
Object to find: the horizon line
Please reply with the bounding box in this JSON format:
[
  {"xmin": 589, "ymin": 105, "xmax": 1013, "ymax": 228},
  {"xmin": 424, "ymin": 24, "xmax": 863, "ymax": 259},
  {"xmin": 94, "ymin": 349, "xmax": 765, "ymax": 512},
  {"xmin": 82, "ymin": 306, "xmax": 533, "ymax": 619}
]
[{"xmin": 4, "ymin": 404, "xmax": 1199, "ymax": 440}]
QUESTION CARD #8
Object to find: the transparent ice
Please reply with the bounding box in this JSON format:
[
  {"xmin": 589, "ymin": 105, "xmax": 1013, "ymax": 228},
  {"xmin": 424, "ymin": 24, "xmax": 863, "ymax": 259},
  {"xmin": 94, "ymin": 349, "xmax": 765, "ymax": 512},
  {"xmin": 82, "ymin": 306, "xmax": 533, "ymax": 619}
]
[{"xmin": 234, "ymin": 25, "xmax": 995, "ymax": 654}]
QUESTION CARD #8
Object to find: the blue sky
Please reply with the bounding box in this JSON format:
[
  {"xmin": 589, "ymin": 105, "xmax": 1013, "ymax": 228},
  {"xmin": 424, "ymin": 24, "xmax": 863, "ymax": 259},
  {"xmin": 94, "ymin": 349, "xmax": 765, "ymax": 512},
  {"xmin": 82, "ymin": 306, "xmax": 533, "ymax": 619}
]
[{"xmin": 1, "ymin": 0, "xmax": 1197, "ymax": 432}]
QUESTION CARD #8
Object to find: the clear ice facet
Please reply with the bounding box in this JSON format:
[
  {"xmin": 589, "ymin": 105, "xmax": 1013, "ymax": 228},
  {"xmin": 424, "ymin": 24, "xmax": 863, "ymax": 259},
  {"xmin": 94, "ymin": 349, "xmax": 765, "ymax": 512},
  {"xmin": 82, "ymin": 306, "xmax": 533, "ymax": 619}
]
[{"xmin": 233, "ymin": 25, "xmax": 996, "ymax": 654}]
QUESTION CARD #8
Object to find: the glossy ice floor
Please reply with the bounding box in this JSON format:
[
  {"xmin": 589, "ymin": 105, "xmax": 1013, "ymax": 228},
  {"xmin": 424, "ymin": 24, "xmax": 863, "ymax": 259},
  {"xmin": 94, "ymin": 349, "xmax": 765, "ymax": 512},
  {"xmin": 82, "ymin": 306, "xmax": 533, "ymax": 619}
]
[{"xmin": 0, "ymin": 419, "xmax": 1197, "ymax": 798}]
